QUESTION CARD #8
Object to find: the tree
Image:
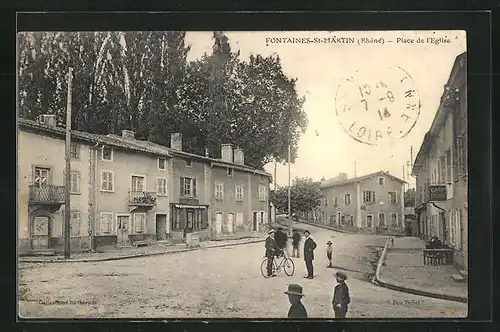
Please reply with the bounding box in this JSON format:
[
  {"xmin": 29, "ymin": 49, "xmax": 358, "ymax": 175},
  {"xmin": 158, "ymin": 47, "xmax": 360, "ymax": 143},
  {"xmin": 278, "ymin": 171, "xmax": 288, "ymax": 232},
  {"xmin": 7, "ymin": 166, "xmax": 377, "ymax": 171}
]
[
  {"xmin": 404, "ymin": 188, "xmax": 417, "ymax": 207},
  {"xmin": 270, "ymin": 177, "xmax": 322, "ymax": 216}
]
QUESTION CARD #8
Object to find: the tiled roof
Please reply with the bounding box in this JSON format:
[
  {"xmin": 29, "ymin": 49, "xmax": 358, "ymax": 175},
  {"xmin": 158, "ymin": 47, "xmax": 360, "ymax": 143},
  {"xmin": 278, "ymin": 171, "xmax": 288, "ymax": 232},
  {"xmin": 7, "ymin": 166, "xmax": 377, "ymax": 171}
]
[
  {"xmin": 18, "ymin": 118, "xmax": 272, "ymax": 177},
  {"xmin": 320, "ymin": 171, "xmax": 406, "ymax": 188}
]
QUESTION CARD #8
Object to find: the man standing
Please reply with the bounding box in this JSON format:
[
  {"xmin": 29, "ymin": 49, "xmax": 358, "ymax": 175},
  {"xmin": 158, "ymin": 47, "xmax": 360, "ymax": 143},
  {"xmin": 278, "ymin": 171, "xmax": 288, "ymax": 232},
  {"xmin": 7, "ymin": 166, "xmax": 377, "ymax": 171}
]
[
  {"xmin": 264, "ymin": 230, "xmax": 277, "ymax": 277},
  {"xmin": 292, "ymin": 230, "xmax": 301, "ymax": 258},
  {"xmin": 303, "ymin": 230, "xmax": 317, "ymax": 279},
  {"xmin": 332, "ymin": 271, "xmax": 350, "ymax": 318},
  {"xmin": 274, "ymin": 227, "xmax": 286, "ymax": 256},
  {"xmin": 284, "ymin": 284, "xmax": 308, "ymax": 318}
]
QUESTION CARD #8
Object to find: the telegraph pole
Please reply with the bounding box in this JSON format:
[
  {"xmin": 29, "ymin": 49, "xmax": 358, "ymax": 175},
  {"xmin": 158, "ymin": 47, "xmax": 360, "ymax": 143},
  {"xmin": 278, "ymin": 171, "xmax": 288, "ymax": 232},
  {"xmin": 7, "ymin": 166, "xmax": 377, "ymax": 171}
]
[
  {"xmin": 287, "ymin": 144, "xmax": 292, "ymax": 237},
  {"xmin": 64, "ymin": 67, "xmax": 73, "ymax": 259}
]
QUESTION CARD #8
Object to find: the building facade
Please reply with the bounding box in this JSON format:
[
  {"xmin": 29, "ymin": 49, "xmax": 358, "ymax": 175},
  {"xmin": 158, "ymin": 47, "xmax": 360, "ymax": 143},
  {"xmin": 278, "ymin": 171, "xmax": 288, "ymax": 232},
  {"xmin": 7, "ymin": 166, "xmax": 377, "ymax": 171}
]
[
  {"xmin": 319, "ymin": 171, "xmax": 406, "ymax": 231},
  {"xmin": 18, "ymin": 116, "xmax": 271, "ymax": 255},
  {"xmin": 412, "ymin": 52, "xmax": 467, "ymax": 270}
]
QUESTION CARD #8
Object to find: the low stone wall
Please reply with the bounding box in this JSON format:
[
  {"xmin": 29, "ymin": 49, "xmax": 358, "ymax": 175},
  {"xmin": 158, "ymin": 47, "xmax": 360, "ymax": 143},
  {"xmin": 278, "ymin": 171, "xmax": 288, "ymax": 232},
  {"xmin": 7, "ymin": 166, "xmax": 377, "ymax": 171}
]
[{"xmin": 49, "ymin": 237, "xmax": 91, "ymax": 253}]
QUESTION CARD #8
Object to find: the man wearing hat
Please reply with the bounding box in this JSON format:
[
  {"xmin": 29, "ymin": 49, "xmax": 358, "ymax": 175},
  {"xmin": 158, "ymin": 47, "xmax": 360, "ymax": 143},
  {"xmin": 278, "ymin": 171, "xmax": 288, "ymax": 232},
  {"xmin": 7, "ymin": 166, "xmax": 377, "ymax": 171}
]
[
  {"xmin": 332, "ymin": 271, "xmax": 350, "ymax": 318},
  {"xmin": 284, "ymin": 284, "xmax": 308, "ymax": 318},
  {"xmin": 264, "ymin": 230, "xmax": 278, "ymax": 277},
  {"xmin": 303, "ymin": 230, "xmax": 317, "ymax": 279}
]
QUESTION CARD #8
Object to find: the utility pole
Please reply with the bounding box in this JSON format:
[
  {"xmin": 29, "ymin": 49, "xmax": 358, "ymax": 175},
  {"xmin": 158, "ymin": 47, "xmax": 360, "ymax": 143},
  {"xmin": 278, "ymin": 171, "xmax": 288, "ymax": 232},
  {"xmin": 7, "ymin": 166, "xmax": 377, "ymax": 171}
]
[
  {"xmin": 64, "ymin": 67, "xmax": 73, "ymax": 259},
  {"xmin": 288, "ymin": 144, "xmax": 292, "ymax": 237}
]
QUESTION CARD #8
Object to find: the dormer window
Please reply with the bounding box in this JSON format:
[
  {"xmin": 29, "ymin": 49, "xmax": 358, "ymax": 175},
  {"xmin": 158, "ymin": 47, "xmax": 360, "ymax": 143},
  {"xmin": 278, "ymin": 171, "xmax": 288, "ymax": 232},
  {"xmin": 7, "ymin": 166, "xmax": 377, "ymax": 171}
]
[
  {"xmin": 185, "ymin": 159, "xmax": 192, "ymax": 167},
  {"xmin": 378, "ymin": 177, "xmax": 385, "ymax": 185},
  {"xmin": 227, "ymin": 168, "xmax": 233, "ymax": 177},
  {"xmin": 158, "ymin": 157, "xmax": 166, "ymax": 170},
  {"xmin": 102, "ymin": 146, "xmax": 113, "ymax": 161}
]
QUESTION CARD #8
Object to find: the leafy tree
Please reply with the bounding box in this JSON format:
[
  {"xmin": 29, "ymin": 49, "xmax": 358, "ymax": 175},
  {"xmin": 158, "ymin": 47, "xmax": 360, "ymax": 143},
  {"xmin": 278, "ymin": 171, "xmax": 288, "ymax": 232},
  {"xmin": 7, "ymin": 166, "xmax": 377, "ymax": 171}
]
[
  {"xmin": 270, "ymin": 177, "xmax": 322, "ymax": 216},
  {"xmin": 404, "ymin": 188, "xmax": 417, "ymax": 207}
]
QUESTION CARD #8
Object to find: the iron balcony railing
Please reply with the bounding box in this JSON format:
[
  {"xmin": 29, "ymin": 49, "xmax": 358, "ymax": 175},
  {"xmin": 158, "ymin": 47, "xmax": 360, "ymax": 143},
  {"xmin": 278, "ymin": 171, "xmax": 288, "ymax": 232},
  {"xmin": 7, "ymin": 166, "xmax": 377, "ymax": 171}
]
[
  {"xmin": 129, "ymin": 191, "xmax": 157, "ymax": 207},
  {"xmin": 29, "ymin": 185, "xmax": 66, "ymax": 205}
]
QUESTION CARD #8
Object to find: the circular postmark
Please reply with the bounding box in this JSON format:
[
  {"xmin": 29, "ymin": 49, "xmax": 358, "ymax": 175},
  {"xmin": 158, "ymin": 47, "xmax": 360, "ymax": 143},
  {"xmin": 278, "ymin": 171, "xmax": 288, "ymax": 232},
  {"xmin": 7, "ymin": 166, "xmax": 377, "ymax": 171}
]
[{"xmin": 334, "ymin": 65, "xmax": 421, "ymax": 145}]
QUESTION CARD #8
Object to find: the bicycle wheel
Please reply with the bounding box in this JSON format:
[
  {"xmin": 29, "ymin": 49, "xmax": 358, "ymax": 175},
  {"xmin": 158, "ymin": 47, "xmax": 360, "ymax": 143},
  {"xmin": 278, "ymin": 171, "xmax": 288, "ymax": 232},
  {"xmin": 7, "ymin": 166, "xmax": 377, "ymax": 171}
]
[
  {"xmin": 261, "ymin": 258, "xmax": 277, "ymax": 278},
  {"xmin": 283, "ymin": 258, "xmax": 295, "ymax": 276}
]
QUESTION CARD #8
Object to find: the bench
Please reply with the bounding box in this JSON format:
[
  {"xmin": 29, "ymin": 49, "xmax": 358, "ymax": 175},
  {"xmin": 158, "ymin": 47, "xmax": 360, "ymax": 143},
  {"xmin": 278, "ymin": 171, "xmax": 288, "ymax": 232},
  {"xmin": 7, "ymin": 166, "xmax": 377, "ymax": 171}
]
[
  {"xmin": 134, "ymin": 241, "xmax": 148, "ymax": 248},
  {"xmin": 423, "ymin": 249, "xmax": 454, "ymax": 265}
]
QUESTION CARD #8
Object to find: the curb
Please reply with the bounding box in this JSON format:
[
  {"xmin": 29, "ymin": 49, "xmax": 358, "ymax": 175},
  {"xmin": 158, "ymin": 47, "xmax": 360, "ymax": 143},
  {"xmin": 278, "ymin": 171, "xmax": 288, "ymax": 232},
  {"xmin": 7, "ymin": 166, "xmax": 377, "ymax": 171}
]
[
  {"xmin": 19, "ymin": 238, "xmax": 266, "ymax": 264},
  {"xmin": 372, "ymin": 237, "xmax": 468, "ymax": 304}
]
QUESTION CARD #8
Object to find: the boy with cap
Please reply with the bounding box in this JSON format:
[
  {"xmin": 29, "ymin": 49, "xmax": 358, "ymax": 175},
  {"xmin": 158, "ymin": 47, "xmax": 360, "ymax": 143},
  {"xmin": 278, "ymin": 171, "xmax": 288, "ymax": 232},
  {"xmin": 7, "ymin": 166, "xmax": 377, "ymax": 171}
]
[
  {"xmin": 284, "ymin": 284, "xmax": 308, "ymax": 318},
  {"xmin": 326, "ymin": 241, "xmax": 333, "ymax": 268},
  {"xmin": 332, "ymin": 271, "xmax": 350, "ymax": 318}
]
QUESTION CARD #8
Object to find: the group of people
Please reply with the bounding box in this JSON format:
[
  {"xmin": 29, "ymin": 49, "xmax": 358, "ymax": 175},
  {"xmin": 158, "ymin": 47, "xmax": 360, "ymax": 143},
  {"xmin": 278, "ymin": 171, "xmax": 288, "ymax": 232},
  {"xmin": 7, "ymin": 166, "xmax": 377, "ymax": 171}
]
[{"xmin": 264, "ymin": 227, "xmax": 351, "ymax": 318}]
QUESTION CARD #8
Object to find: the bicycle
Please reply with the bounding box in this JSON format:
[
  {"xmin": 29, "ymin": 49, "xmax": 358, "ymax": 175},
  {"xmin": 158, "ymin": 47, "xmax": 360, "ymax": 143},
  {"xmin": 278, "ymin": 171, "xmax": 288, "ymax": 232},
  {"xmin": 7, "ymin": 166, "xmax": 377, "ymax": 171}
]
[{"xmin": 261, "ymin": 248, "xmax": 295, "ymax": 278}]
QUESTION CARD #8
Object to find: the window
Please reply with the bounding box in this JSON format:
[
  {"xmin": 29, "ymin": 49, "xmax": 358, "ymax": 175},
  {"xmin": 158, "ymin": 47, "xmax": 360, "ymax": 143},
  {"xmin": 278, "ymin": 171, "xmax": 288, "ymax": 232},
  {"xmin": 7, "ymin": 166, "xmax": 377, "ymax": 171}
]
[
  {"xmin": 131, "ymin": 175, "xmax": 145, "ymax": 193},
  {"xmin": 227, "ymin": 168, "xmax": 233, "ymax": 177},
  {"xmin": 133, "ymin": 213, "xmax": 146, "ymax": 233},
  {"xmin": 324, "ymin": 197, "xmax": 328, "ymax": 206},
  {"xmin": 446, "ymin": 149, "xmax": 452, "ymax": 183},
  {"xmin": 157, "ymin": 178, "xmax": 167, "ymax": 196},
  {"xmin": 99, "ymin": 213, "xmax": 113, "ymax": 234},
  {"xmin": 236, "ymin": 185, "xmax": 244, "ymax": 201},
  {"xmin": 70, "ymin": 142, "xmax": 80, "ymax": 159},
  {"xmin": 102, "ymin": 146, "xmax": 113, "ymax": 161},
  {"xmin": 236, "ymin": 212, "xmax": 243, "ymax": 226},
  {"xmin": 33, "ymin": 167, "xmax": 50, "ymax": 186},
  {"xmin": 388, "ymin": 191, "xmax": 398, "ymax": 204},
  {"xmin": 181, "ymin": 177, "xmax": 197, "ymax": 197},
  {"xmin": 185, "ymin": 159, "xmax": 192, "ymax": 167},
  {"xmin": 158, "ymin": 158, "xmax": 166, "ymax": 170},
  {"xmin": 101, "ymin": 171, "xmax": 114, "ymax": 192},
  {"xmin": 215, "ymin": 182, "xmax": 224, "ymax": 200},
  {"xmin": 258, "ymin": 185, "xmax": 267, "ymax": 201},
  {"xmin": 70, "ymin": 211, "xmax": 80, "ymax": 236},
  {"xmin": 333, "ymin": 197, "xmax": 338, "ymax": 206},
  {"xmin": 391, "ymin": 213, "xmax": 398, "ymax": 227},
  {"xmin": 363, "ymin": 191, "xmax": 375, "ymax": 203},
  {"xmin": 378, "ymin": 177, "xmax": 385, "ymax": 185},
  {"xmin": 172, "ymin": 209, "xmax": 181, "ymax": 230},
  {"xmin": 379, "ymin": 213, "xmax": 385, "ymax": 227},
  {"xmin": 349, "ymin": 216, "xmax": 354, "ymax": 226},
  {"xmin": 69, "ymin": 171, "xmax": 80, "ymax": 194},
  {"xmin": 344, "ymin": 194, "xmax": 351, "ymax": 205}
]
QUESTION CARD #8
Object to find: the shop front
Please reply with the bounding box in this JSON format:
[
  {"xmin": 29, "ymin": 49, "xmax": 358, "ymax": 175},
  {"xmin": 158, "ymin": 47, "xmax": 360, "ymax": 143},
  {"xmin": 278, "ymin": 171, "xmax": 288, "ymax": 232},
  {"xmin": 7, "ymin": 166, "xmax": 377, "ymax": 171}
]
[{"xmin": 170, "ymin": 203, "xmax": 209, "ymax": 239}]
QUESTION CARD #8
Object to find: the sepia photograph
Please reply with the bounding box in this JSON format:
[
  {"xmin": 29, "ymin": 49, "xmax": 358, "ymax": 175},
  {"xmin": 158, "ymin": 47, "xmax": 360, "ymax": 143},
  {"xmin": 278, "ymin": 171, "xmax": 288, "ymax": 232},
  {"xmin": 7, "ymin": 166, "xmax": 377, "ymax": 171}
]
[{"xmin": 17, "ymin": 30, "xmax": 468, "ymax": 319}]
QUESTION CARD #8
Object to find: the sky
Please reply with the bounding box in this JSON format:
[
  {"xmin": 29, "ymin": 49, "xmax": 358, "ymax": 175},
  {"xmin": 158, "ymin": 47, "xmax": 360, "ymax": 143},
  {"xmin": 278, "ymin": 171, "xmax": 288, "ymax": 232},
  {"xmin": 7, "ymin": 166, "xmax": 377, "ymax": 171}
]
[{"xmin": 184, "ymin": 31, "xmax": 466, "ymax": 188}]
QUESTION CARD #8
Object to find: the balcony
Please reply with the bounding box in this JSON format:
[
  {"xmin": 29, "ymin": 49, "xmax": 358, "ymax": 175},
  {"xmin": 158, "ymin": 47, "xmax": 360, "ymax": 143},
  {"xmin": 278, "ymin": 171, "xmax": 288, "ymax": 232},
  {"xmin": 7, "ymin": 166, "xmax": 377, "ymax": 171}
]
[
  {"xmin": 128, "ymin": 191, "xmax": 157, "ymax": 208},
  {"xmin": 29, "ymin": 185, "xmax": 66, "ymax": 205}
]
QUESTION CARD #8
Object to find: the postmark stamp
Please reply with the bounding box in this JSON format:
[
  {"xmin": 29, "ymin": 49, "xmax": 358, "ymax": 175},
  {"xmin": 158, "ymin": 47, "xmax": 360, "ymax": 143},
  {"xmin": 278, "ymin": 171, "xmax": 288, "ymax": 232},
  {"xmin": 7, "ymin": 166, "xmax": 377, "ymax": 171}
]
[{"xmin": 335, "ymin": 65, "xmax": 421, "ymax": 145}]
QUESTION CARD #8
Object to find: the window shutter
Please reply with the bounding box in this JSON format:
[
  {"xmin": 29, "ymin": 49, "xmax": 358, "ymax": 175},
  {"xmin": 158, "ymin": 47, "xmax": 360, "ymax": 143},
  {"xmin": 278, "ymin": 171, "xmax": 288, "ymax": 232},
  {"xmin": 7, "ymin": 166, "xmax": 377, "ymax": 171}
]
[
  {"xmin": 372, "ymin": 191, "xmax": 376, "ymax": 203},
  {"xmin": 180, "ymin": 177, "xmax": 184, "ymax": 195},
  {"xmin": 193, "ymin": 179, "xmax": 197, "ymax": 197}
]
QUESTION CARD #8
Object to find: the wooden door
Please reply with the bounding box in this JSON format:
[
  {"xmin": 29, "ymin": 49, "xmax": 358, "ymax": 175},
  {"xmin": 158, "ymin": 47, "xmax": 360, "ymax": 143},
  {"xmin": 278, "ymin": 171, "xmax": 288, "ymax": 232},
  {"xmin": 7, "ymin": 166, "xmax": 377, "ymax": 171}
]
[
  {"xmin": 156, "ymin": 214, "xmax": 167, "ymax": 240},
  {"xmin": 227, "ymin": 213, "xmax": 234, "ymax": 234},
  {"xmin": 31, "ymin": 216, "xmax": 50, "ymax": 249},
  {"xmin": 215, "ymin": 213, "xmax": 223, "ymax": 235},
  {"xmin": 186, "ymin": 209, "xmax": 194, "ymax": 233},
  {"xmin": 117, "ymin": 215, "xmax": 130, "ymax": 245}
]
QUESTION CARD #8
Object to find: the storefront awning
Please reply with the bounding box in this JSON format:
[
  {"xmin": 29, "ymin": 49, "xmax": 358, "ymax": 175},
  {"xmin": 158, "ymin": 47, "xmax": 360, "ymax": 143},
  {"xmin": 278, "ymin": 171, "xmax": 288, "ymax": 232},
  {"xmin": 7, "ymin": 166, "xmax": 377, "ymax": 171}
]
[{"xmin": 174, "ymin": 204, "xmax": 207, "ymax": 209}]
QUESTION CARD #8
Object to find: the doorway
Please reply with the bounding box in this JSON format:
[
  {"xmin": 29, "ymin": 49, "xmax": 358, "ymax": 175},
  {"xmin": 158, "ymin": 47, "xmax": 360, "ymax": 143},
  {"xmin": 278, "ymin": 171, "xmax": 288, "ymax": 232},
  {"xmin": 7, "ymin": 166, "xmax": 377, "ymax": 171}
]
[
  {"xmin": 227, "ymin": 213, "xmax": 234, "ymax": 234},
  {"xmin": 215, "ymin": 212, "xmax": 223, "ymax": 235},
  {"xmin": 366, "ymin": 215, "xmax": 373, "ymax": 228},
  {"xmin": 252, "ymin": 212, "xmax": 258, "ymax": 231},
  {"xmin": 156, "ymin": 214, "xmax": 168, "ymax": 240},
  {"xmin": 186, "ymin": 209, "xmax": 194, "ymax": 234},
  {"xmin": 378, "ymin": 213, "xmax": 385, "ymax": 227},
  {"xmin": 117, "ymin": 215, "xmax": 130, "ymax": 245},
  {"xmin": 31, "ymin": 216, "xmax": 50, "ymax": 249},
  {"xmin": 440, "ymin": 212, "xmax": 447, "ymax": 243}
]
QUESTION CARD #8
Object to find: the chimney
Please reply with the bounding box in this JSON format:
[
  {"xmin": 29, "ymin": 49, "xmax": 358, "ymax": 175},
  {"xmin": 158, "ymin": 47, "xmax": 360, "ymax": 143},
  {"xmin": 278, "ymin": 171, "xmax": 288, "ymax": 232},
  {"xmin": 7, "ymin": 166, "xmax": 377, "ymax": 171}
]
[
  {"xmin": 221, "ymin": 144, "xmax": 233, "ymax": 163},
  {"xmin": 233, "ymin": 147, "xmax": 244, "ymax": 165},
  {"xmin": 170, "ymin": 133, "xmax": 183, "ymax": 151},
  {"xmin": 37, "ymin": 114, "xmax": 57, "ymax": 127},
  {"xmin": 122, "ymin": 130, "xmax": 135, "ymax": 139}
]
